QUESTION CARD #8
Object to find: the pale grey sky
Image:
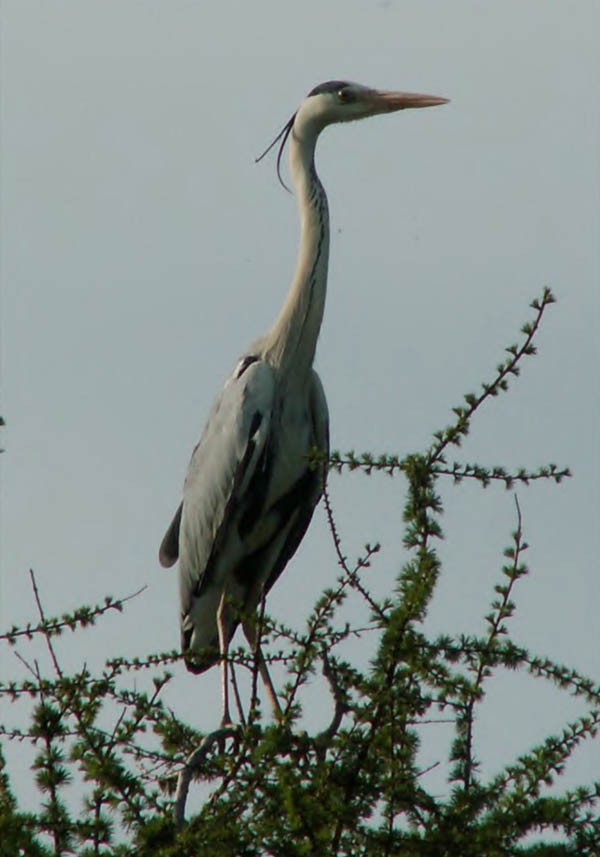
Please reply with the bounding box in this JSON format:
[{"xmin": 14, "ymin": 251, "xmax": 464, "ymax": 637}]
[{"xmin": 1, "ymin": 0, "xmax": 599, "ymax": 817}]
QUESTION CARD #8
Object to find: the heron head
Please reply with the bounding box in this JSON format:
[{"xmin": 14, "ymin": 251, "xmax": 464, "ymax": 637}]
[
  {"xmin": 256, "ymin": 80, "xmax": 448, "ymax": 190},
  {"xmin": 300, "ymin": 80, "xmax": 449, "ymax": 129}
]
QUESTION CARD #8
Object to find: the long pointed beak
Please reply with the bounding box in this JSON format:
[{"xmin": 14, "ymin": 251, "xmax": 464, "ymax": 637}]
[{"xmin": 371, "ymin": 89, "xmax": 449, "ymax": 111}]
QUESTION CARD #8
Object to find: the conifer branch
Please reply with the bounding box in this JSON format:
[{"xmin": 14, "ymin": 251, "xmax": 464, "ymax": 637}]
[
  {"xmin": 1, "ymin": 577, "xmax": 146, "ymax": 645},
  {"xmin": 428, "ymin": 287, "xmax": 556, "ymax": 464}
]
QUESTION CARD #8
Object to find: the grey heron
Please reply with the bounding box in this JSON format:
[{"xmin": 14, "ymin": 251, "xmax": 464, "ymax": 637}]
[{"xmin": 159, "ymin": 81, "xmax": 448, "ymax": 724}]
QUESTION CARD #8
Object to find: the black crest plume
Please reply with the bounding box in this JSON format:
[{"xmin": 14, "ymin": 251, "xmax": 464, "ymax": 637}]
[{"xmin": 255, "ymin": 113, "xmax": 296, "ymax": 192}]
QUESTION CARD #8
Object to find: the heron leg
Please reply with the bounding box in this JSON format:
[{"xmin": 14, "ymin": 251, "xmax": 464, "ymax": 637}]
[
  {"xmin": 242, "ymin": 618, "xmax": 282, "ymax": 719},
  {"xmin": 216, "ymin": 590, "xmax": 233, "ymax": 726}
]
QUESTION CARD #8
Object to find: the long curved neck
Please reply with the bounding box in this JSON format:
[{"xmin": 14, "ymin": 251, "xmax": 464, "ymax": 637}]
[{"xmin": 261, "ymin": 121, "xmax": 330, "ymax": 381}]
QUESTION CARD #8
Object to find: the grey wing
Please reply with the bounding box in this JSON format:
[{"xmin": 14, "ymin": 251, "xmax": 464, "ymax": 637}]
[
  {"xmin": 262, "ymin": 368, "xmax": 329, "ymax": 596},
  {"xmin": 159, "ymin": 357, "xmax": 275, "ymax": 607}
]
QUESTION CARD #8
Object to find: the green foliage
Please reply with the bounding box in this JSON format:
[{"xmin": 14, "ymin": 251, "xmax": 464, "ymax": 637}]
[{"xmin": 1, "ymin": 289, "xmax": 598, "ymax": 856}]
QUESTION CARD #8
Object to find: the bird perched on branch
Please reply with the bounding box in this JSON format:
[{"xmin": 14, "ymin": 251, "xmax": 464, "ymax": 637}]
[{"xmin": 159, "ymin": 80, "xmax": 448, "ymax": 724}]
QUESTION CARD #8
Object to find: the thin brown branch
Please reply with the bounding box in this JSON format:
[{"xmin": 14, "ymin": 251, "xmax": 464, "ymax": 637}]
[
  {"xmin": 314, "ymin": 652, "xmax": 349, "ymax": 754},
  {"xmin": 230, "ymin": 662, "xmax": 247, "ymax": 727},
  {"xmin": 174, "ymin": 726, "xmax": 240, "ymax": 828},
  {"xmin": 322, "ymin": 482, "xmax": 386, "ymax": 623}
]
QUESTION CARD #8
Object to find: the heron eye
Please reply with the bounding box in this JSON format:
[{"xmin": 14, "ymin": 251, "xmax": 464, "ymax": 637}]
[{"xmin": 337, "ymin": 88, "xmax": 355, "ymax": 104}]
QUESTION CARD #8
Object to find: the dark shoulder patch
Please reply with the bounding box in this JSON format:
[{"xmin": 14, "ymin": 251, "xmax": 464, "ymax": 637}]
[
  {"xmin": 237, "ymin": 441, "xmax": 271, "ymax": 539},
  {"xmin": 234, "ymin": 355, "xmax": 259, "ymax": 379},
  {"xmin": 248, "ymin": 410, "xmax": 262, "ymax": 438},
  {"xmin": 238, "ymin": 410, "xmax": 265, "ymax": 489},
  {"xmin": 308, "ymin": 80, "xmax": 350, "ymax": 97}
]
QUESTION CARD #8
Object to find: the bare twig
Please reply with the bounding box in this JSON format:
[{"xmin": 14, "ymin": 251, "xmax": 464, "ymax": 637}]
[
  {"xmin": 315, "ymin": 652, "xmax": 349, "ymax": 754},
  {"xmin": 174, "ymin": 726, "xmax": 240, "ymax": 828},
  {"xmin": 230, "ymin": 662, "xmax": 247, "ymax": 727},
  {"xmin": 322, "ymin": 482, "xmax": 386, "ymax": 623}
]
